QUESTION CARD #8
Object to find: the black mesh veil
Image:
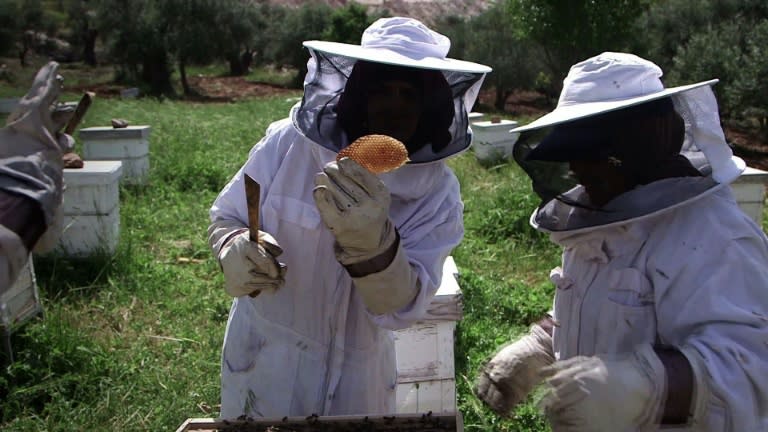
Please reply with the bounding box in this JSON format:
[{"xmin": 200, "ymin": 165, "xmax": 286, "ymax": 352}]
[
  {"xmin": 512, "ymin": 89, "xmax": 737, "ymax": 232},
  {"xmin": 292, "ymin": 49, "xmax": 487, "ymax": 164}
]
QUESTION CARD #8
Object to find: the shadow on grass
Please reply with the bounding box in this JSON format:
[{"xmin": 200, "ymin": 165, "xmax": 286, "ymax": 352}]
[{"xmin": 32, "ymin": 252, "xmax": 118, "ymax": 301}]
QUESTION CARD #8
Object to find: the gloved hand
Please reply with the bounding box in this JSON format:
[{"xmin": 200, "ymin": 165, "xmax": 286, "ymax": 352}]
[
  {"xmin": 313, "ymin": 157, "xmax": 396, "ymax": 265},
  {"xmin": 475, "ymin": 324, "xmax": 555, "ymax": 416},
  {"xmin": 538, "ymin": 344, "xmax": 666, "ymax": 432},
  {"xmin": 0, "ymin": 62, "xmax": 73, "ymax": 245},
  {"xmin": 217, "ymin": 229, "xmax": 286, "ymax": 297},
  {"xmin": 313, "ymin": 157, "xmax": 419, "ymax": 314}
]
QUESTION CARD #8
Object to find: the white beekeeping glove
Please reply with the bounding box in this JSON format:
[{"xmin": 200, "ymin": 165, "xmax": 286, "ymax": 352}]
[
  {"xmin": 313, "ymin": 157, "xmax": 395, "ymax": 264},
  {"xmin": 538, "ymin": 344, "xmax": 666, "ymax": 432},
  {"xmin": 475, "ymin": 323, "xmax": 555, "ymax": 416},
  {"xmin": 2, "ymin": 62, "xmax": 73, "ymax": 220},
  {"xmin": 208, "ymin": 220, "xmax": 286, "ymax": 297},
  {"xmin": 313, "ymin": 158, "xmax": 417, "ymax": 314}
]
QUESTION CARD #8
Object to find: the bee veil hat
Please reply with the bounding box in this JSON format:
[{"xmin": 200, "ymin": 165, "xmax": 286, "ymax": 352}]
[{"xmin": 512, "ymin": 52, "xmax": 744, "ymax": 185}]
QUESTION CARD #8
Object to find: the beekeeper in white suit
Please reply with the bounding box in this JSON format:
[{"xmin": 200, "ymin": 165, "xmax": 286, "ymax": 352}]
[
  {"xmin": 0, "ymin": 62, "xmax": 72, "ymax": 294},
  {"xmin": 208, "ymin": 17, "xmax": 490, "ymax": 418},
  {"xmin": 475, "ymin": 52, "xmax": 768, "ymax": 431}
]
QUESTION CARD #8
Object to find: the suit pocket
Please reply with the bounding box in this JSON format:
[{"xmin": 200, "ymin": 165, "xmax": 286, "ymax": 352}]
[{"xmin": 594, "ymin": 268, "xmax": 657, "ymax": 353}]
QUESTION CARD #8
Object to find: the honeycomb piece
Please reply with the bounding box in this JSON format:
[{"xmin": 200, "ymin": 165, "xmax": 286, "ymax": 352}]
[{"xmin": 336, "ymin": 134, "xmax": 409, "ymax": 174}]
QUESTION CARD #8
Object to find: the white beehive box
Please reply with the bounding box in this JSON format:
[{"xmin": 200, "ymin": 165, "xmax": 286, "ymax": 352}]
[
  {"xmin": 395, "ymin": 256, "xmax": 462, "ymax": 414},
  {"xmin": 56, "ymin": 160, "xmax": 123, "ymax": 256},
  {"xmin": 731, "ymin": 166, "xmax": 768, "ymax": 225},
  {"xmin": 1, "ymin": 256, "xmax": 43, "ymax": 361},
  {"xmin": 467, "ymin": 112, "xmax": 485, "ymax": 122},
  {"xmin": 470, "ymin": 119, "xmax": 520, "ymax": 164},
  {"xmin": 80, "ymin": 125, "xmax": 150, "ymax": 185}
]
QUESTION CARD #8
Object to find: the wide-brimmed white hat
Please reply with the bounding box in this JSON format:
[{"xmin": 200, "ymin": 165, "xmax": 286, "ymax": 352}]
[
  {"xmin": 511, "ymin": 52, "xmax": 717, "ymax": 133},
  {"xmin": 303, "ymin": 17, "xmax": 491, "ymax": 74}
]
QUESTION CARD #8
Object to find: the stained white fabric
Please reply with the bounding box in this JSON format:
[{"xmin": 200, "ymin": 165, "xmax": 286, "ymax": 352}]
[
  {"xmin": 209, "ymin": 113, "xmax": 464, "ymax": 418},
  {"xmin": 536, "ymin": 181, "xmax": 768, "ymax": 431}
]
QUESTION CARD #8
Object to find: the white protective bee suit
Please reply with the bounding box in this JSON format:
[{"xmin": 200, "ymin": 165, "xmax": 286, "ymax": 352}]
[
  {"xmin": 479, "ymin": 52, "xmax": 768, "ymax": 431},
  {"xmin": 208, "ymin": 17, "xmax": 490, "ymax": 418}
]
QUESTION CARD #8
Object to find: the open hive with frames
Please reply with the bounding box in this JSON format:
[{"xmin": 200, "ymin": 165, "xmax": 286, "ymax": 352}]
[{"xmin": 176, "ymin": 412, "xmax": 460, "ymax": 432}]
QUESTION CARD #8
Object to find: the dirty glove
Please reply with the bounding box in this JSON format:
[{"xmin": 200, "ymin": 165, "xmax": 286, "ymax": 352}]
[
  {"xmin": 313, "ymin": 158, "xmax": 417, "ymax": 314},
  {"xmin": 313, "ymin": 157, "xmax": 396, "ymax": 264},
  {"xmin": 538, "ymin": 344, "xmax": 666, "ymax": 432},
  {"xmin": 208, "ymin": 220, "xmax": 286, "ymax": 297},
  {"xmin": 1, "ymin": 62, "xmax": 73, "ymax": 222},
  {"xmin": 0, "ymin": 62, "xmax": 73, "ymax": 286},
  {"xmin": 475, "ymin": 324, "xmax": 555, "ymax": 416}
]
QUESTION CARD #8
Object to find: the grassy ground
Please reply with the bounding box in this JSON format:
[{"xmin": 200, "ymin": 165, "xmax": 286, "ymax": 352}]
[{"xmin": 0, "ymin": 87, "xmax": 562, "ymax": 431}]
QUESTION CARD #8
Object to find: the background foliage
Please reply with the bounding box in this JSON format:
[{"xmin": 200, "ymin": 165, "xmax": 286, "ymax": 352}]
[{"xmin": 1, "ymin": 0, "xmax": 766, "ymax": 135}]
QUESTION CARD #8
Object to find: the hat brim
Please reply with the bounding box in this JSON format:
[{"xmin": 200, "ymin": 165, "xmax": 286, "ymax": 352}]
[
  {"xmin": 510, "ymin": 79, "xmax": 719, "ymax": 133},
  {"xmin": 303, "ymin": 40, "xmax": 492, "ymax": 74}
]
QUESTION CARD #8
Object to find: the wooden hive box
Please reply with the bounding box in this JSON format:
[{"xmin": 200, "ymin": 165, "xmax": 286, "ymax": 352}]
[
  {"xmin": 731, "ymin": 166, "xmax": 768, "ymax": 225},
  {"xmin": 55, "ymin": 160, "xmax": 123, "ymax": 256},
  {"xmin": 1, "ymin": 256, "xmax": 43, "ymax": 361},
  {"xmin": 394, "ymin": 257, "xmax": 462, "ymax": 414},
  {"xmin": 80, "ymin": 125, "xmax": 151, "ymax": 185}
]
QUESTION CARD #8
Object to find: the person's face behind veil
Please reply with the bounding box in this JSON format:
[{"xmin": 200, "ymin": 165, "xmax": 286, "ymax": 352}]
[
  {"xmin": 336, "ymin": 61, "xmax": 454, "ymax": 155},
  {"xmin": 365, "ymin": 77, "xmax": 423, "ymax": 144}
]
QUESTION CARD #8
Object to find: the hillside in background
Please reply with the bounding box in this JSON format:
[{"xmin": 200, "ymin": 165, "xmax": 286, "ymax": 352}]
[{"xmin": 266, "ymin": 0, "xmax": 491, "ymax": 25}]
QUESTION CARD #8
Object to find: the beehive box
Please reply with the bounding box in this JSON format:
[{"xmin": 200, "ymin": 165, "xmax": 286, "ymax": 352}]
[
  {"xmin": 80, "ymin": 125, "xmax": 151, "ymax": 184},
  {"xmin": 394, "ymin": 257, "xmax": 462, "ymax": 414},
  {"xmin": 1, "ymin": 256, "xmax": 43, "ymax": 361},
  {"xmin": 55, "ymin": 160, "xmax": 123, "ymax": 256},
  {"xmin": 176, "ymin": 412, "xmax": 460, "ymax": 432},
  {"xmin": 731, "ymin": 166, "xmax": 768, "ymax": 225},
  {"xmin": 470, "ymin": 119, "xmax": 519, "ymax": 164}
]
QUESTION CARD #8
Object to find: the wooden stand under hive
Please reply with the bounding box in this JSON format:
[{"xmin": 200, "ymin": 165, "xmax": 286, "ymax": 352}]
[{"xmin": 176, "ymin": 412, "xmax": 461, "ymax": 432}]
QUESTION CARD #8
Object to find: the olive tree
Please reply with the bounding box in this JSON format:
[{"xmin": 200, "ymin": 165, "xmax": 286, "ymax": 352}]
[
  {"xmin": 262, "ymin": 3, "xmax": 332, "ymax": 88},
  {"xmin": 510, "ymin": 0, "xmax": 648, "ymax": 97}
]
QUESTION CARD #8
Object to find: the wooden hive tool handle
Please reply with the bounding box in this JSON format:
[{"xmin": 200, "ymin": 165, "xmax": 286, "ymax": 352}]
[
  {"xmin": 244, "ymin": 173, "xmax": 261, "ymax": 242},
  {"xmin": 244, "ymin": 173, "xmax": 262, "ymax": 298}
]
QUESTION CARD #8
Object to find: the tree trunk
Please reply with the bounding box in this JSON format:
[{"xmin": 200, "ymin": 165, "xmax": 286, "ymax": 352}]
[
  {"xmin": 494, "ymin": 85, "xmax": 506, "ymax": 111},
  {"xmin": 179, "ymin": 58, "xmax": 191, "ymax": 96},
  {"xmin": 228, "ymin": 53, "xmax": 245, "ymax": 76},
  {"xmin": 18, "ymin": 31, "xmax": 33, "ymax": 67},
  {"xmin": 141, "ymin": 50, "xmax": 174, "ymax": 96},
  {"xmin": 240, "ymin": 48, "xmax": 253, "ymax": 74},
  {"xmin": 82, "ymin": 29, "xmax": 97, "ymax": 66}
]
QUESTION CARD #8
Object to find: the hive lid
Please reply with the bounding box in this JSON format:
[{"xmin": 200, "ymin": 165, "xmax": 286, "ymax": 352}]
[
  {"xmin": 733, "ymin": 166, "xmax": 768, "ymax": 184},
  {"xmin": 79, "ymin": 125, "xmax": 151, "ymax": 140},
  {"xmin": 63, "ymin": 160, "xmax": 123, "ymax": 185}
]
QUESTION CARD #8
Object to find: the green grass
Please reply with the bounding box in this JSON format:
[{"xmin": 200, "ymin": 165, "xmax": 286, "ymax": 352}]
[{"xmin": 0, "ymin": 92, "xmax": 559, "ymax": 430}]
